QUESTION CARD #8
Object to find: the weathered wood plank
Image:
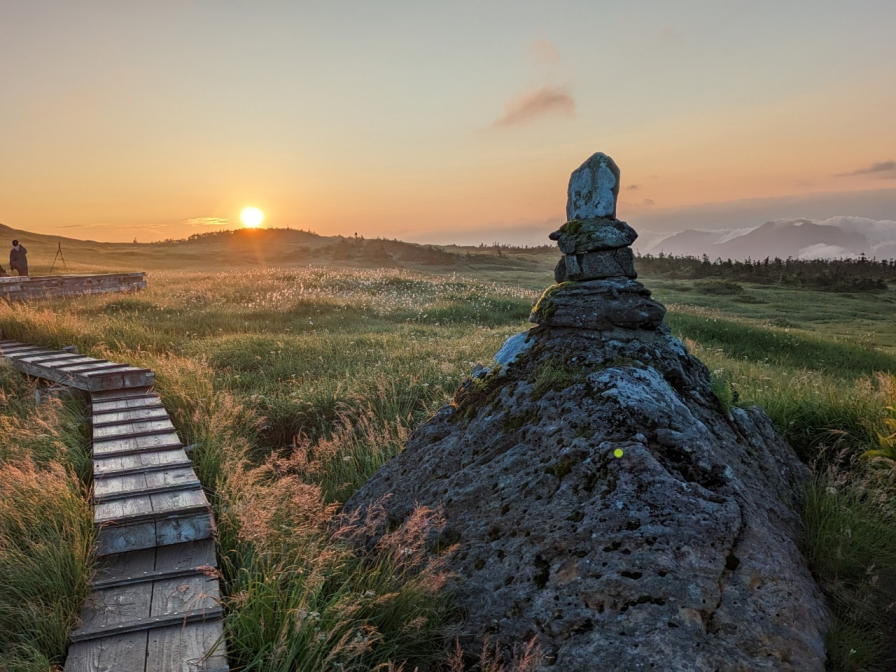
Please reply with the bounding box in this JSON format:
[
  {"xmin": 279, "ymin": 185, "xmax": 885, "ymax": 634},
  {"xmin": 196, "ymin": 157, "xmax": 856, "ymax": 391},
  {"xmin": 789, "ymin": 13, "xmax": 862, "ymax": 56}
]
[
  {"xmin": 152, "ymin": 575, "xmax": 219, "ymax": 616},
  {"xmin": 146, "ymin": 622, "xmax": 229, "ymax": 672},
  {"xmin": 156, "ymin": 514, "xmax": 215, "ymax": 547},
  {"xmin": 92, "ymin": 409, "xmax": 171, "ymax": 427},
  {"xmin": 59, "ymin": 361, "xmax": 123, "ymax": 374},
  {"xmin": 93, "ymin": 566, "xmax": 209, "ymax": 590},
  {"xmin": 96, "ymin": 522, "xmax": 157, "ymax": 555},
  {"xmin": 92, "ymin": 547, "xmax": 157, "ymax": 584},
  {"xmin": 92, "ymin": 399, "xmax": 164, "ymax": 415},
  {"xmin": 70, "ymin": 607, "xmax": 224, "ymax": 643},
  {"xmin": 94, "ymin": 472, "xmax": 149, "ymax": 499},
  {"xmin": 93, "ymin": 433, "xmax": 183, "ymax": 458},
  {"xmin": 91, "ymin": 387, "xmax": 154, "ymax": 401},
  {"xmin": 93, "ymin": 418, "xmax": 175, "ymax": 440},
  {"xmin": 94, "ymin": 450, "xmax": 192, "ymax": 477},
  {"xmin": 155, "ymin": 540, "xmax": 217, "ymax": 570},
  {"xmin": 95, "ymin": 494, "xmax": 155, "ymax": 523},
  {"xmin": 64, "ymin": 632, "xmax": 149, "ymax": 672},
  {"xmin": 74, "ymin": 580, "xmax": 153, "ymax": 630},
  {"xmin": 13, "ymin": 353, "xmax": 94, "ymax": 365},
  {"xmin": 95, "ymin": 482, "xmax": 202, "ymax": 505},
  {"xmin": 151, "ymin": 488, "xmax": 209, "ymax": 515},
  {"xmin": 83, "ymin": 369, "xmax": 156, "ymax": 392},
  {"xmin": 94, "ymin": 467, "xmax": 198, "ymax": 499}
]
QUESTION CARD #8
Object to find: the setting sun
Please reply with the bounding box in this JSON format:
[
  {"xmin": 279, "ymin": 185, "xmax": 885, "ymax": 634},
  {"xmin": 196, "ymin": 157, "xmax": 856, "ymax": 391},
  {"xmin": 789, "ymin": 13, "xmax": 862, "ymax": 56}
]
[{"xmin": 240, "ymin": 206, "xmax": 264, "ymax": 228}]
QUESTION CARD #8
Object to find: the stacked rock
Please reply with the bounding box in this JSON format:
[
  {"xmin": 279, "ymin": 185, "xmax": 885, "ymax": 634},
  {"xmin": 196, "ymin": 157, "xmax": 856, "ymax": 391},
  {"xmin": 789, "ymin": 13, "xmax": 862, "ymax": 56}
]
[{"xmin": 531, "ymin": 152, "xmax": 667, "ymax": 331}]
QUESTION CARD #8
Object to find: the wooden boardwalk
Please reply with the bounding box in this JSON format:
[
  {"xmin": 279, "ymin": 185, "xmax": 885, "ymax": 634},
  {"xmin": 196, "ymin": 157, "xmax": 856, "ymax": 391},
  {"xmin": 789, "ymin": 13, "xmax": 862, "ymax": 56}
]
[
  {"xmin": 0, "ymin": 340, "xmax": 228, "ymax": 672},
  {"xmin": 0, "ymin": 272, "xmax": 146, "ymax": 301}
]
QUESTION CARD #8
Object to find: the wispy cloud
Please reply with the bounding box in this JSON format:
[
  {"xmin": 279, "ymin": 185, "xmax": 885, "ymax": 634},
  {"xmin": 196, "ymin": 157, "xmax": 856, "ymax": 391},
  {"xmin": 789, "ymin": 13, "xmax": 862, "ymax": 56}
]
[
  {"xmin": 493, "ymin": 85, "xmax": 575, "ymax": 128},
  {"xmin": 186, "ymin": 217, "xmax": 230, "ymax": 227},
  {"xmin": 836, "ymin": 160, "xmax": 896, "ymax": 178}
]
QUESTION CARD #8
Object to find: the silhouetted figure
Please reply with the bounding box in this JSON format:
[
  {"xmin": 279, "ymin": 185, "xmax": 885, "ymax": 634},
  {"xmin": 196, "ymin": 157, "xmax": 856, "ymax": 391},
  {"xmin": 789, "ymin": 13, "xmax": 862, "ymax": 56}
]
[{"xmin": 10, "ymin": 240, "xmax": 28, "ymax": 276}]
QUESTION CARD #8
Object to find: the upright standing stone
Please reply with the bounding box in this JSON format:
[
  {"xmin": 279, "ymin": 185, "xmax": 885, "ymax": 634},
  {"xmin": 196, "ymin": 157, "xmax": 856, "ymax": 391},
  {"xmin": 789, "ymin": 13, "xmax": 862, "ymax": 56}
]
[{"xmin": 566, "ymin": 152, "xmax": 620, "ymax": 220}]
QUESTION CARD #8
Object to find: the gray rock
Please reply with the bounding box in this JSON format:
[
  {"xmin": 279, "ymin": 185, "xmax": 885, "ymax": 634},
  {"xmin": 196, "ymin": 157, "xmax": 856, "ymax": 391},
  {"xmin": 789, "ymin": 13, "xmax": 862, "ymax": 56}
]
[
  {"xmin": 530, "ymin": 278, "xmax": 666, "ymax": 330},
  {"xmin": 344, "ymin": 326, "xmax": 829, "ymax": 671},
  {"xmin": 345, "ymin": 152, "xmax": 828, "ymax": 670},
  {"xmin": 566, "ymin": 153, "xmax": 621, "ymax": 220},
  {"xmin": 554, "ymin": 248, "xmax": 637, "ymax": 282},
  {"xmin": 494, "ymin": 331, "xmax": 535, "ymax": 373},
  {"xmin": 549, "ymin": 217, "xmax": 637, "ymax": 254}
]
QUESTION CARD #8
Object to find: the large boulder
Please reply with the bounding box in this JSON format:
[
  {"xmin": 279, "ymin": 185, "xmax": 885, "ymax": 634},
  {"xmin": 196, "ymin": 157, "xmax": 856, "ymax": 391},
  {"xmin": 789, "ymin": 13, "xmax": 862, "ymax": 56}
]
[
  {"xmin": 344, "ymin": 152, "xmax": 829, "ymax": 670},
  {"xmin": 345, "ymin": 326, "xmax": 828, "ymax": 670}
]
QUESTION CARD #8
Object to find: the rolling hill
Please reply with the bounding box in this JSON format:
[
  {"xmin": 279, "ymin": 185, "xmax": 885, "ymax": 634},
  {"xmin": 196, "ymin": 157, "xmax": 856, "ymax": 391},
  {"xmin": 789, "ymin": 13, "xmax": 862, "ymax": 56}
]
[{"xmin": 0, "ymin": 223, "xmax": 555, "ymax": 276}]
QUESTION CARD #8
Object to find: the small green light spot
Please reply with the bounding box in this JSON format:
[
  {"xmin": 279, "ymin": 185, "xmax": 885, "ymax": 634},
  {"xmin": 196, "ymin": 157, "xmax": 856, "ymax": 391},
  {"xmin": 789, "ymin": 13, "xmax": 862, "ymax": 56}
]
[{"xmin": 613, "ymin": 448, "xmax": 624, "ymax": 459}]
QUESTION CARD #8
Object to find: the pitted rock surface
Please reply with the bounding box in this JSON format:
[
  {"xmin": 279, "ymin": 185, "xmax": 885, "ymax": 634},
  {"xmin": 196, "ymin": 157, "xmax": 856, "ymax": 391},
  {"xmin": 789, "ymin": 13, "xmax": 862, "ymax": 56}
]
[
  {"xmin": 530, "ymin": 278, "xmax": 666, "ymax": 330},
  {"xmin": 566, "ymin": 152, "xmax": 621, "ymax": 220},
  {"xmin": 345, "ymin": 327, "xmax": 828, "ymax": 670},
  {"xmin": 549, "ymin": 217, "xmax": 637, "ymax": 254},
  {"xmin": 554, "ymin": 248, "xmax": 637, "ymax": 282}
]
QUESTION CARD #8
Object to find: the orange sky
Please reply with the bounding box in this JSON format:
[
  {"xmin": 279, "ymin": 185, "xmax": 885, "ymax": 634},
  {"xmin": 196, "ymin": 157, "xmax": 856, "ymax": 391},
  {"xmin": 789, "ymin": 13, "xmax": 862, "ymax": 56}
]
[{"xmin": 2, "ymin": 1, "xmax": 894, "ymax": 244}]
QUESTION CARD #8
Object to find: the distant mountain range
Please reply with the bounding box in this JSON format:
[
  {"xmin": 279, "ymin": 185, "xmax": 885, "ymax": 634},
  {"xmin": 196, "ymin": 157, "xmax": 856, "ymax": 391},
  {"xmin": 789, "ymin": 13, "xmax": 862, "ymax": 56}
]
[{"xmin": 649, "ymin": 217, "xmax": 896, "ymax": 260}]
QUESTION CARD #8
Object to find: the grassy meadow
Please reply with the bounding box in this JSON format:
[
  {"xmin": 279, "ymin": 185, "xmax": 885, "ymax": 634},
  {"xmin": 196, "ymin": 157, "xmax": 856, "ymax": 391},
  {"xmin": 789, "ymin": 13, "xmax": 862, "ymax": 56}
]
[{"xmin": 0, "ymin": 261, "xmax": 895, "ymax": 670}]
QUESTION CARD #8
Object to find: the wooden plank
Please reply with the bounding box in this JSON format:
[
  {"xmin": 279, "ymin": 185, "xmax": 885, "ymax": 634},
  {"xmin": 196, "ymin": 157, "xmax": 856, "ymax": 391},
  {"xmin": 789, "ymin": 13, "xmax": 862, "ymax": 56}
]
[
  {"xmin": 155, "ymin": 540, "xmax": 217, "ymax": 570},
  {"xmin": 95, "ymin": 494, "xmax": 155, "ymax": 523},
  {"xmin": 83, "ymin": 369, "xmax": 156, "ymax": 392},
  {"xmin": 146, "ymin": 621, "xmax": 229, "ymax": 672},
  {"xmin": 94, "ymin": 428, "xmax": 179, "ymax": 446},
  {"xmin": 94, "ymin": 467, "xmax": 198, "ymax": 499},
  {"xmin": 93, "ymin": 433, "xmax": 183, "ymax": 458},
  {"xmin": 92, "ymin": 547, "xmax": 157, "ymax": 584},
  {"xmin": 93, "ymin": 419, "xmax": 175, "ymax": 440},
  {"xmin": 91, "ymin": 387, "xmax": 154, "ymax": 401},
  {"xmin": 71, "ymin": 575, "xmax": 154, "ymax": 631},
  {"xmin": 151, "ymin": 487, "xmax": 209, "ymax": 515},
  {"xmin": 70, "ymin": 607, "xmax": 224, "ymax": 643},
  {"xmin": 92, "ymin": 399, "xmax": 164, "ymax": 415},
  {"xmin": 151, "ymin": 575, "xmax": 219, "ymax": 615},
  {"xmin": 64, "ymin": 632, "xmax": 149, "ymax": 672},
  {"xmin": 92, "ymin": 409, "xmax": 170, "ymax": 426},
  {"xmin": 156, "ymin": 514, "xmax": 215, "ymax": 547},
  {"xmin": 95, "ymin": 482, "xmax": 202, "ymax": 505},
  {"xmin": 94, "ymin": 452, "xmax": 193, "ymax": 478},
  {"xmin": 1, "ymin": 345, "xmax": 52, "ymax": 357},
  {"xmin": 96, "ymin": 501, "xmax": 209, "ymax": 525},
  {"xmin": 59, "ymin": 361, "xmax": 123, "ymax": 374},
  {"xmin": 13, "ymin": 353, "xmax": 92, "ymax": 365},
  {"xmin": 92, "ymin": 566, "xmax": 210, "ymax": 590},
  {"xmin": 82, "ymin": 365, "xmax": 145, "ymax": 377},
  {"xmin": 94, "ymin": 472, "xmax": 149, "ymax": 499},
  {"xmin": 96, "ymin": 522, "xmax": 157, "ymax": 556}
]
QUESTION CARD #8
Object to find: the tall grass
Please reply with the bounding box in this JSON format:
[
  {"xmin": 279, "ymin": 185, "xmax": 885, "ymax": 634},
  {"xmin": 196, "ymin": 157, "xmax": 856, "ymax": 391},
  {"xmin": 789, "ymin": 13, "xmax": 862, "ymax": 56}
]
[
  {"xmin": 0, "ymin": 364, "xmax": 94, "ymax": 672},
  {"xmin": 801, "ymin": 467, "xmax": 896, "ymax": 671},
  {"xmin": 1, "ymin": 268, "xmax": 895, "ymax": 670}
]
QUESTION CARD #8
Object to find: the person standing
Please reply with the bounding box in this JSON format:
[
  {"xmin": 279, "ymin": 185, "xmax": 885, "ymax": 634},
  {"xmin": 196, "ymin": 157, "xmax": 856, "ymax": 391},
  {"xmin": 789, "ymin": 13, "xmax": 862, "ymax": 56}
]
[{"xmin": 10, "ymin": 240, "xmax": 28, "ymax": 276}]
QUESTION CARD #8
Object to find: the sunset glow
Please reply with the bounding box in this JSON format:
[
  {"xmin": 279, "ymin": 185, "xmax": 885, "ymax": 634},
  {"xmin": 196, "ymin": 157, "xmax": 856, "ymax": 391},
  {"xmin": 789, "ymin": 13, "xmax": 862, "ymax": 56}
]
[
  {"xmin": 240, "ymin": 207, "xmax": 265, "ymax": 229},
  {"xmin": 1, "ymin": 2, "xmax": 894, "ymax": 244}
]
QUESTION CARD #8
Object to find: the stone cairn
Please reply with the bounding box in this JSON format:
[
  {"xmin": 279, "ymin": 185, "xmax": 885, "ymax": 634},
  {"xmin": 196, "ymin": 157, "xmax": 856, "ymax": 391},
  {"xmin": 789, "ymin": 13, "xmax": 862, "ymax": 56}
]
[
  {"xmin": 345, "ymin": 152, "xmax": 829, "ymax": 671},
  {"xmin": 531, "ymin": 152, "xmax": 666, "ymax": 332}
]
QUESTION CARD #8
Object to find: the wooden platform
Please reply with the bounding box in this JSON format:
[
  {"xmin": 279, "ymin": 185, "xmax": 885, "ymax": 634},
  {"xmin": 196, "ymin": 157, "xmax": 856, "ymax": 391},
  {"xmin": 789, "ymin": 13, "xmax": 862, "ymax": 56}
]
[
  {"xmin": 0, "ymin": 340, "xmax": 227, "ymax": 671},
  {"xmin": 0, "ymin": 272, "xmax": 146, "ymax": 302}
]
